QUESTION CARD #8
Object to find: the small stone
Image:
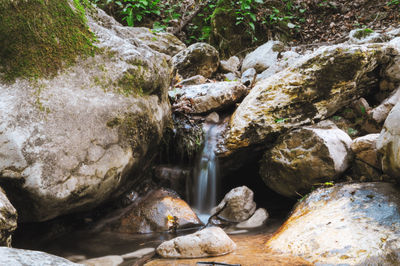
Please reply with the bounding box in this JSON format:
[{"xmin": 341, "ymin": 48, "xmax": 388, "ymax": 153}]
[
  {"xmin": 223, "ymin": 72, "xmax": 238, "ymax": 82},
  {"xmin": 171, "ymin": 42, "xmax": 220, "ymax": 78},
  {"xmin": 205, "ymin": 112, "xmax": 220, "ymax": 124},
  {"xmin": 220, "ymin": 56, "xmax": 240, "ymax": 73},
  {"xmin": 156, "ymin": 227, "xmax": 236, "ymax": 258},
  {"xmin": 121, "ymin": 247, "xmax": 155, "ymax": 259},
  {"xmin": 81, "ymin": 255, "xmax": 123, "ymax": 266},
  {"xmin": 352, "ymin": 97, "xmax": 370, "ymax": 116},
  {"xmin": 177, "ymin": 75, "xmax": 207, "ymax": 86},
  {"xmin": 236, "ymin": 208, "xmax": 269, "ymax": 229},
  {"xmin": 369, "ymin": 87, "xmax": 400, "ymax": 124}
]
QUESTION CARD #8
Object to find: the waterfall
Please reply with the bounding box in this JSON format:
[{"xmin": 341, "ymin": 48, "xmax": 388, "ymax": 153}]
[{"xmin": 189, "ymin": 124, "xmax": 219, "ymax": 223}]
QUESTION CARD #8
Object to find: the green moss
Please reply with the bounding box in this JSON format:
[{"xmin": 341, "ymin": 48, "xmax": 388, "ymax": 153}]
[{"xmin": 0, "ymin": 0, "xmax": 97, "ymax": 81}]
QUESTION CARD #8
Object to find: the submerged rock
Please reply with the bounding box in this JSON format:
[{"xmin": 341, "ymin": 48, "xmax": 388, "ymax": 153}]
[
  {"xmin": 108, "ymin": 189, "xmax": 201, "ymax": 233},
  {"xmin": 171, "ymin": 42, "xmax": 219, "ymax": 78},
  {"xmin": 260, "ymin": 121, "xmax": 352, "ymax": 198},
  {"xmin": 0, "ymin": 7, "xmax": 171, "ymax": 222},
  {"xmin": 377, "ymin": 102, "xmax": 400, "ymax": 180},
  {"xmin": 213, "ymin": 186, "xmax": 256, "ymax": 222},
  {"xmin": 156, "ymin": 227, "xmax": 236, "ymax": 258},
  {"xmin": 267, "ymin": 182, "xmax": 400, "ymax": 265},
  {"xmin": 220, "ymin": 43, "xmax": 390, "ymax": 157},
  {"xmin": 170, "ymin": 81, "xmax": 247, "ymax": 114},
  {"xmin": 0, "ymin": 188, "xmax": 17, "ymax": 247},
  {"xmin": 80, "ymin": 255, "xmax": 123, "ymax": 266},
  {"xmin": 0, "ymin": 247, "xmax": 79, "ymax": 266}
]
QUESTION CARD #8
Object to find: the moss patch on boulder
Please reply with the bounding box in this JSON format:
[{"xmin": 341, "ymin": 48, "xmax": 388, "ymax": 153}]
[{"xmin": 0, "ymin": 0, "xmax": 96, "ymax": 81}]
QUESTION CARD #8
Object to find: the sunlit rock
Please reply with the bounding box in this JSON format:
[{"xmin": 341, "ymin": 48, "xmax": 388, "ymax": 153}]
[
  {"xmin": 220, "ymin": 43, "xmax": 389, "ymax": 157},
  {"xmin": 156, "ymin": 227, "xmax": 236, "ymax": 258},
  {"xmin": 260, "ymin": 121, "xmax": 352, "ymax": 198},
  {"xmin": 220, "ymin": 56, "xmax": 240, "ymax": 73},
  {"xmin": 171, "ymin": 42, "xmax": 219, "ymax": 78},
  {"xmin": 267, "ymin": 182, "xmax": 400, "ymax": 265},
  {"xmin": 241, "ymin": 40, "xmax": 284, "ymax": 73}
]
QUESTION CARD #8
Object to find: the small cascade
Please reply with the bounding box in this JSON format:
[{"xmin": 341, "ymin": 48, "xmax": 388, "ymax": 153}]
[{"xmin": 190, "ymin": 123, "xmax": 220, "ymax": 223}]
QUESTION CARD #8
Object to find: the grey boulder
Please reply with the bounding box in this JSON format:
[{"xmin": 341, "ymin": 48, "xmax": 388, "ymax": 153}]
[
  {"xmin": 260, "ymin": 121, "xmax": 352, "ymax": 198},
  {"xmin": 0, "ymin": 7, "xmax": 171, "ymax": 221},
  {"xmin": 170, "ymin": 81, "xmax": 247, "ymax": 114},
  {"xmin": 171, "ymin": 42, "xmax": 219, "ymax": 78},
  {"xmin": 0, "ymin": 247, "xmax": 79, "ymax": 266}
]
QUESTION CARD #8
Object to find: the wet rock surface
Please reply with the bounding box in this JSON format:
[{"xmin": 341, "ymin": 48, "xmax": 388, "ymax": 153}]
[
  {"xmin": 106, "ymin": 189, "xmax": 201, "ymax": 233},
  {"xmin": 148, "ymin": 228, "xmax": 312, "ymax": 266},
  {"xmin": 170, "ymin": 81, "xmax": 247, "ymax": 114},
  {"xmin": 156, "ymin": 227, "xmax": 236, "ymax": 258},
  {"xmin": 171, "ymin": 42, "xmax": 219, "ymax": 79},
  {"xmin": 260, "ymin": 121, "xmax": 352, "ymax": 198},
  {"xmin": 267, "ymin": 182, "xmax": 400, "ymax": 265}
]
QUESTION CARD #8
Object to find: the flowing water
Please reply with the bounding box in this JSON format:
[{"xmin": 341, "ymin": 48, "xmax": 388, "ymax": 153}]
[{"xmin": 190, "ymin": 123, "xmax": 220, "ymax": 223}]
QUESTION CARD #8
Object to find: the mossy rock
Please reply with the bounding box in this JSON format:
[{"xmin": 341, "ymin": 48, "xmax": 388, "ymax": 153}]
[{"xmin": 0, "ymin": 0, "xmax": 96, "ymax": 81}]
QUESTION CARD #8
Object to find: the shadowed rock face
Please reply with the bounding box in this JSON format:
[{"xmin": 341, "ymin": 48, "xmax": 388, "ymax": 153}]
[
  {"xmin": 0, "ymin": 8, "xmax": 172, "ymax": 222},
  {"xmin": 377, "ymin": 102, "xmax": 400, "ymax": 180},
  {"xmin": 218, "ymin": 43, "xmax": 390, "ymax": 158},
  {"xmin": 0, "ymin": 187, "xmax": 17, "ymax": 247},
  {"xmin": 267, "ymin": 182, "xmax": 400, "ymax": 265}
]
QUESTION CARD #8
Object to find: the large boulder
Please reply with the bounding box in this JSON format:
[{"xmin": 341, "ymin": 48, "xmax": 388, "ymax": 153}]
[
  {"xmin": 213, "ymin": 186, "xmax": 256, "ymax": 222},
  {"xmin": 267, "ymin": 182, "xmax": 400, "ymax": 265},
  {"xmin": 0, "ymin": 247, "xmax": 79, "ymax": 266},
  {"xmin": 106, "ymin": 189, "xmax": 201, "ymax": 233},
  {"xmin": 219, "ymin": 43, "xmax": 390, "ymax": 157},
  {"xmin": 171, "ymin": 42, "xmax": 220, "ymax": 79},
  {"xmin": 377, "ymin": 102, "xmax": 400, "ymax": 179},
  {"xmin": 0, "ymin": 7, "xmax": 172, "ymax": 221},
  {"xmin": 0, "ymin": 188, "xmax": 17, "ymax": 247},
  {"xmin": 170, "ymin": 81, "xmax": 247, "ymax": 114},
  {"xmin": 260, "ymin": 122, "xmax": 352, "ymax": 198},
  {"xmin": 156, "ymin": 227, "xmax": 236, "ymax": 258}
]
